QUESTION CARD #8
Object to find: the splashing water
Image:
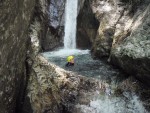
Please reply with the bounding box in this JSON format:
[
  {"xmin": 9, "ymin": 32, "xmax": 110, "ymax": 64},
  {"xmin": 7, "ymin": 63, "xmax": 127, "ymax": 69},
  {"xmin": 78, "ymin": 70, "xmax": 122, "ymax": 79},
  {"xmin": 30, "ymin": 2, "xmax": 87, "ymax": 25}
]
[
  {"xmin": 77, "ymin": 93, "xmax": 148, "ymax": 113},
  {"xmin": 64, "ymin": 0, "xmax": 78, "ymax": 49},
  {"xmin": 42, "ymin": 51, "xmax": 149, "ymax": 113},
  {"xmin": 42, "ymin": 49, "xmax": 89, "ymax": 57}
]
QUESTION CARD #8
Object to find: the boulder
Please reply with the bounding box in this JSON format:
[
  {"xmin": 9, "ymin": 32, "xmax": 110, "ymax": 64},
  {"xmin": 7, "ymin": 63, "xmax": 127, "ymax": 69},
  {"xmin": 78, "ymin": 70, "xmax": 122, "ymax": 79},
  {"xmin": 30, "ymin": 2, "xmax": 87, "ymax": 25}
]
[
  {"xmin": 90, "ymin": 0, "xmax": 150, "ymax": 86},
  {"xmin": 91, "ymin": 0, "xmax": 127, "ymax": 57},
  {"xmin": 110, "ymin": 4, "xmax": 150, "ymax": 86},
  {"xmin": 26, "ymin": 55, "xmax": 107, "ymax": 113}
]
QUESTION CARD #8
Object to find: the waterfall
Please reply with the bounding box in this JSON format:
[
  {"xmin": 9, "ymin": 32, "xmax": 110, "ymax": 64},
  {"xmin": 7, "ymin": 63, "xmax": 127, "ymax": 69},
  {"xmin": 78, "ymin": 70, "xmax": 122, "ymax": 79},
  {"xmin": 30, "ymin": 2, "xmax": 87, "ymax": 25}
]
[{"xmin": 64, "ymin": 0, "xmax": 78, "ymax": 49}]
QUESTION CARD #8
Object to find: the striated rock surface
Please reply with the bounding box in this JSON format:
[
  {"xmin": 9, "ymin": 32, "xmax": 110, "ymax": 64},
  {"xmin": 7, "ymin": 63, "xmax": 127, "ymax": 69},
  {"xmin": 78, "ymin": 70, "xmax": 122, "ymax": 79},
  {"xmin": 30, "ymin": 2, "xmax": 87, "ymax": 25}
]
[
  {"xmin": 110, "ymin": 4, "xmax": 150, "ymax": 86},
  {"xmin": 91, "ymin": 0, "xmax": 149, "ymax": 57},
  {"xmin": 0, "ymin": 0, "xmax": 36, "ymax": 113},
  {"xmin": 28, "ymin": 0, "xmax": 51, "ymax": 54},
  {"xmin": 30, "ymin": 0, "xmax": 66, "ymax": 52},
  {"xmin": 77, "ymin": 0, "xmax": 99, "ymax": 49},
  {"xmin": 26, "ymin": 55, "xmax": 107, "ymax": 113},
  {"xmin": 42, "ymin": 0, "xmax": 66, "ymax": 51},
  {"xmin": 91, "ymin": 0, "xmax": 133, "ymax": 57},
  {"xmin": 90, "ymin": 0, "xmax": 150, "ymax": 85}
]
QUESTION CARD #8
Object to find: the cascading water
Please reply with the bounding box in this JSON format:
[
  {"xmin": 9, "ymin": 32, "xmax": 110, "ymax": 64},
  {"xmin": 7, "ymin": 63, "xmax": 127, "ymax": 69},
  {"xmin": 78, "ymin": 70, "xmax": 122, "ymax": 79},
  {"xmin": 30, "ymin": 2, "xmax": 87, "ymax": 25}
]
[
  {"xmin": 42, "ymin": 0, "xmax": 149, "ymax": 112},
  {"xmin": 43, "ymin": 52, "xmax": 149, "ymax": 113},
  {"xmin": 64, "ymin": 0, "xmax": 78, "ymax": 49},
  {"xmin": 45, "ymin": 0, "xmax": 84, "ymax": 56},
  {"xmin": 43, "ymin": 0, "xmax": 88, "ymax": 57}
]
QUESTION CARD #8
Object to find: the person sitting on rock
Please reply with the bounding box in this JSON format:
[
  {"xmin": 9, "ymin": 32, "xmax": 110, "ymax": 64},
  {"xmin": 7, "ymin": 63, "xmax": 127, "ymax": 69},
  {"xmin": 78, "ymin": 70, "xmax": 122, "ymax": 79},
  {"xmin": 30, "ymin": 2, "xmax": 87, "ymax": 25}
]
[{"xmin": 65, "ymin": 55, "xmax": 74, "ymax": 67}]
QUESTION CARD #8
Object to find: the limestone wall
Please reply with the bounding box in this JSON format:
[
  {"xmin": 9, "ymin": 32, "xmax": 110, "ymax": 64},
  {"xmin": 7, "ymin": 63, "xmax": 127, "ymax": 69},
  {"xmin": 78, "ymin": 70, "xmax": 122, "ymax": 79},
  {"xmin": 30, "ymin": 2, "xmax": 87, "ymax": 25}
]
[
  {"xmin": 89, "ymin": 0, "xmax": 150, "ymax": 86},
  {"xmin": 0, "ymin": 0, "xmax": 36, "ymax": 112}
]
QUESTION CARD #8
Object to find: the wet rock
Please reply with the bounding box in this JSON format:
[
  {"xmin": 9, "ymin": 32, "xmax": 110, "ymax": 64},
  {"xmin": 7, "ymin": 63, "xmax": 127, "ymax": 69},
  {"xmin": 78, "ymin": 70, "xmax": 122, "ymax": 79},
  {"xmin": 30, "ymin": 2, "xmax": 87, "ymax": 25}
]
[
  {"xmin": 78, "ymin": 0, "xmax": 85, "ymax": 14},
  {"xmin": 43, "ymin": 0, "xmax": 91, "ymax": 51},
  {"xmin": 77, "ymin": 0, "xmax": 99, "ymax": 49},
  {"xmin": 90, "ymin": 0, "xmax": 133, "ymax": 57},
  {"xmin": 0, "ymin": 0, "xmax": 36, "ymax": 113},
  {"xmin": 115, "ymin": 76, "xmax": 150, "ymax": 110},
  {"xmin": 27, "ymin": 0, "xmax": 50, "ymax": 54},
  {"xmin": 88, "ymin": 0, "xmax": 150, "ymax": 86},
  {"xmin": 90, "ymin": 0, "xmax": 149, "ymax": 58},
  {"xmin": 110, "ymin": 4, "xmax": 150, "ymax": 86},
  {"xmin": 26, "ymin": 55, "xmax": 108, "ymax": 113},
  {"xmin": 42, "ymin": 0, "xmax": 66, "ymax": 51},
  {"xmin": 30, "ymin": 0, "xmax": 66, "ymax": 52},
  {"xmin": 49, "ymin": 0, "xmax": 65, "ymax": 29},
  {"xmin": 30, "ymin": 0, "xmax": 93, "ymax": 52},
  {"xmin": 34, "ymin": 0, "xmax": 98, "ymax": 51}
]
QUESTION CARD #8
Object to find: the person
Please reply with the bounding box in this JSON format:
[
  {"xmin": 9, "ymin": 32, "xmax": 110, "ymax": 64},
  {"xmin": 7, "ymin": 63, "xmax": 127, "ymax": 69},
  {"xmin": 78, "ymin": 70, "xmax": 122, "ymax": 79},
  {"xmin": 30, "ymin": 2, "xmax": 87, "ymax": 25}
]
[{"xmin": 65, "ymin": 55, "xmax": 74, "ymax": 67}]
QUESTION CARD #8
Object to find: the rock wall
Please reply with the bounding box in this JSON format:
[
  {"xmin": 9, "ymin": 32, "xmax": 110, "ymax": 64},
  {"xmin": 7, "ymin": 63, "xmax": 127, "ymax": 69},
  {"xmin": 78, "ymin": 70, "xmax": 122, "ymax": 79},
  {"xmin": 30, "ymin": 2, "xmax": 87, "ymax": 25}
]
[
  {"xmin": 41, "ymin": 0, "xmax": 92, "ymax": 51},
  {"xmin": 29, "ymin": 0, "xmax": 66, "ymax": 52},
  {"xmin": 90, "ymin": 0, "xmax": 150, "ymax": 85},
  {"xmin": 91, "ymin": 0, "xmax": 130, "ymax": 57},
  {"xmin": 0, "ymin": 0, "xmax": 36, "ymax": 113},
  {"xmin": 42, "ymin": 0, "xmax": 66, "ymax": 51},
  {"xmin": 28, "ymin": 0, "xmax": 49, "ymax": 54},
  {"xmin": 110, "ymin": 4, "xmax": 150, "ymax": 86},
  {"xmin": 77, "ymin": 0, "xmax": 99, "ymax": 49}
]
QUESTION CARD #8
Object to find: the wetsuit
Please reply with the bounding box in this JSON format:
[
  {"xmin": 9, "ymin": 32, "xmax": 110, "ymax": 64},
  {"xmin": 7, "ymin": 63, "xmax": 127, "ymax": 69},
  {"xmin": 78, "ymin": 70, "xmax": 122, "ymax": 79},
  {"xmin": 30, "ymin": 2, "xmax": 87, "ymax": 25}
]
[
  {"xmin": 65, "ymin": 62, "xmax": 74, "ymax": 67},
  {"xmin": 65, "ymin": 56, "xmax": 74, "ymax": 67}
]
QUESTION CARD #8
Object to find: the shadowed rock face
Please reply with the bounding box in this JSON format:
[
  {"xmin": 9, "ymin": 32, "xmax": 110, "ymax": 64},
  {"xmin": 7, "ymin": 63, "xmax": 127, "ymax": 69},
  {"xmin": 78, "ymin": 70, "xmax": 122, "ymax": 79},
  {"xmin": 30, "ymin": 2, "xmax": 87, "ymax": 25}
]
[
  {"xmin": 91, "ymin": 0, "xmax": 149, "ymax": 58},
  {"xmin": 42, "ymin": 0, "xmax": 66, "ymax": 51},
  {"xmin": 41, "ymin": 0, "xmax": 86, "ymax": 51},
  {"xmin": 91, "ymin": 0, "xmax": 131, "ymax": 57},
  {"xmin": 27, "ymin": 0, "xmax": 66, "ymax": 52},
  {"xmin": 89, "ymin": 0, "xmax": 150, "ymax": 86},
  {"xmin": 110, "ymin": 4, "xmax": 150, "ymax": 86},
  {"xmin": 32, "ymin": 0, "xmax": 49, "ymax": 52},
  {"xmin": 29, "ymin": 0, "xmax": 66, "ymax": 52},
  {"xmin": 27, "ymin": 55, "xmax": 105, "ymax": 113},
  {"xmin": 77, "ymin": 0, "xmax": 99, "ymax": 49},
  {"xmin": 0, "ymin": 0, "xmax": 36, "ymax": 113},
  {"xmin": 45, "ymin": 0, "xmax": 87, "ymax": 51}
]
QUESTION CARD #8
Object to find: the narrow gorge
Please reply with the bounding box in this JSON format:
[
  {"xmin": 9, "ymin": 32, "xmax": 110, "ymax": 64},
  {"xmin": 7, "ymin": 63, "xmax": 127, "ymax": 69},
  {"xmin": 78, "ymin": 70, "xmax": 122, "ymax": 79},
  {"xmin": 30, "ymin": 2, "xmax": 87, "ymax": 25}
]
[{"xmin": 0, "ymin": 0, "xmax": 150, "ymax": 113}]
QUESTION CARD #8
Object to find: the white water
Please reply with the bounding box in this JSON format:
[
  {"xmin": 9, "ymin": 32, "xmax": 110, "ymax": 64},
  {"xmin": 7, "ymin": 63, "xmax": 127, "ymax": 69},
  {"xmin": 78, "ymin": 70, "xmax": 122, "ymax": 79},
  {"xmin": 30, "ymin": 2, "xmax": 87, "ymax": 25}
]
[
  {"xmin": 42, "ymin": 49, "xmax": 89, "ymax": 57},
  {"xmin": 43, "ymin": 0, "xmax": 87, "ymax": 58},
  {"xmin": 43, "ymin": 1, "xmax": 148, "ymax": 112},
  {"xmin": 64, "ymin": 0, "xmax": 78, "ymax": 49},
  {"xmin": 77, "ymin": 93, "xmax": 148, "ymax": 113}
]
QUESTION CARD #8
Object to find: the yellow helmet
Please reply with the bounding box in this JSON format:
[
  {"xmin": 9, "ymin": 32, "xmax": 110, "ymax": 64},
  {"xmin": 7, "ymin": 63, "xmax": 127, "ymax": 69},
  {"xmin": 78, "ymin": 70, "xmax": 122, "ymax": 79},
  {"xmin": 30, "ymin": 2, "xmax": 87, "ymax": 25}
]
[{"xmin": 67, "ymin": 55, "xmax": 74, "ymax": 62}]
